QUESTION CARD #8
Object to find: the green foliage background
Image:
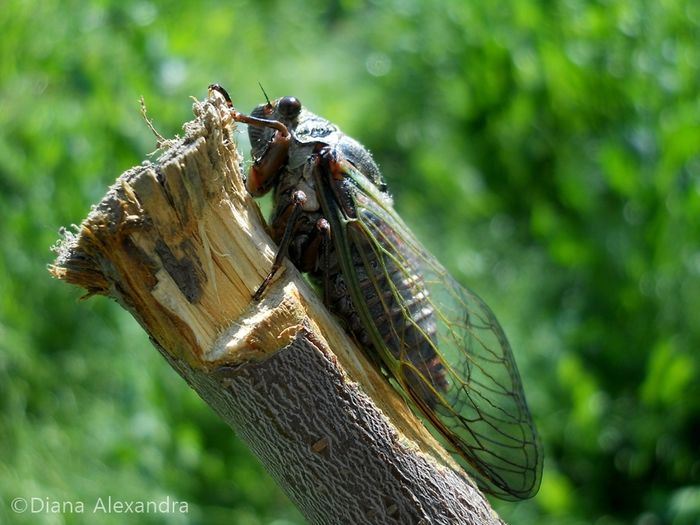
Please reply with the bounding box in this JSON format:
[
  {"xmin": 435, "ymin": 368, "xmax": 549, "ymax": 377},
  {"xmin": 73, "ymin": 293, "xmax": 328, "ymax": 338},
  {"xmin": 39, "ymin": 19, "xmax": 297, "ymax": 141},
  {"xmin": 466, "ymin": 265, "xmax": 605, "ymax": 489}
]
[{"xmin": 1, "ymin": 0, "xmax": 698, "ymax": 523}]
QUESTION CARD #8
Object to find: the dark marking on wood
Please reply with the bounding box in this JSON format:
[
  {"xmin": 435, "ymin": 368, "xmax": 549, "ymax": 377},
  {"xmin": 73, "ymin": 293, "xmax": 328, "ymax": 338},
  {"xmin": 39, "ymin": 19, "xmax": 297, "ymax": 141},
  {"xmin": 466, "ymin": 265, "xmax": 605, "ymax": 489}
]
[{"xmin": 154, "ymin": 239, "xmax": 205, "ymax": 303}]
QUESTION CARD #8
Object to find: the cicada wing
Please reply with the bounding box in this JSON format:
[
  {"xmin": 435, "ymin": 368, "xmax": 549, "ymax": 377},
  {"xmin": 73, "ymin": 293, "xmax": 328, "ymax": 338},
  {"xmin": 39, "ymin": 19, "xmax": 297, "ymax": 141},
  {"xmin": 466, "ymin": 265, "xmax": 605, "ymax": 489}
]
[
  {"xmin": 319, "ymin": 156, "xmax": 543, "ymax": 500},
  {"xmin": 416, "ymin": 273, "xmax": 543, "ymax": 500}
]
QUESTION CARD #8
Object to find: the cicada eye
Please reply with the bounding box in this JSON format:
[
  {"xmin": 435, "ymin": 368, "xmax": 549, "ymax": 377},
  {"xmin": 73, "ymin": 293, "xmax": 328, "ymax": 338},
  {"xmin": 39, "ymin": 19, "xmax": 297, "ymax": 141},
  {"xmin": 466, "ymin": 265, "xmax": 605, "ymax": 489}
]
[{"xmin": 277, "ymin": 96, "xmax": 302, "ymax": 119}]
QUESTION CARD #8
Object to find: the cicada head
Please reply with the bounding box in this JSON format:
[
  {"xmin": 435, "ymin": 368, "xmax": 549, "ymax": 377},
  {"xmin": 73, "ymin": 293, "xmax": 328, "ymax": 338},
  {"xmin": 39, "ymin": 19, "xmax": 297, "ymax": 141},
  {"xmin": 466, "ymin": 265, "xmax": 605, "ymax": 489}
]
[{"xmin": 248, "ymin": 96, "xmax": 301, "ymax": 158}]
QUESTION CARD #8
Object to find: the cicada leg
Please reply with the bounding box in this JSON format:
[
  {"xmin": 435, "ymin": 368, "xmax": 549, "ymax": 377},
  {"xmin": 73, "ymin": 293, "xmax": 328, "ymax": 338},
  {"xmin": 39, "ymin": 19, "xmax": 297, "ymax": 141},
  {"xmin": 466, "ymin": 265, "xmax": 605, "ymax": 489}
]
[
  {"xmin": 208, "ymin": 84, "xmax": 291, "ymax": 197},
  {"xmin": 300, "ymin": 218, "xmax": 332, "ymax": 306},
  {"xmin": 253, "ymin": 190, "xmax": 307, "ymax": 300},
  {"xmin": 318, "ymin": 218, "xmax": 332, "ymax": 306}
]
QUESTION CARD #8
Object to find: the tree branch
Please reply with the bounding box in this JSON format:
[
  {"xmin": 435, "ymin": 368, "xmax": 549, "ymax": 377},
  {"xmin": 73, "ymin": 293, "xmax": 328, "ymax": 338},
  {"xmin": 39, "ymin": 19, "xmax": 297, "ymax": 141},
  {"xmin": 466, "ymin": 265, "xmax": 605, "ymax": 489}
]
[{"xmin": 50, "ymin": 95, "xmax": 505, "ymax": 525}]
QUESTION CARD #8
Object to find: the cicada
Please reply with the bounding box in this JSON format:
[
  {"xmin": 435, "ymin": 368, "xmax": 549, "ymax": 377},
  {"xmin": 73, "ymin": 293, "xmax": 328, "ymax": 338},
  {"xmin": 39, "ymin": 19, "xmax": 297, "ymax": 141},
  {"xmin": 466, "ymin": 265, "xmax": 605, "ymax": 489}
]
[{"xmin": 209, "ymin": 84, "xmax": 543, "ymax": 500}]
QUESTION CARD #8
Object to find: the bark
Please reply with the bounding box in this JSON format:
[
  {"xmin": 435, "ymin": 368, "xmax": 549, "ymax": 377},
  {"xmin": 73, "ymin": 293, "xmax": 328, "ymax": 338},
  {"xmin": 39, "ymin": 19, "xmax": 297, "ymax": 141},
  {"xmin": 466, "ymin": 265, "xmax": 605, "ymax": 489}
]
[{"xmin": 49, "ymin": 94, "xmax": 505, "ymax": 525}]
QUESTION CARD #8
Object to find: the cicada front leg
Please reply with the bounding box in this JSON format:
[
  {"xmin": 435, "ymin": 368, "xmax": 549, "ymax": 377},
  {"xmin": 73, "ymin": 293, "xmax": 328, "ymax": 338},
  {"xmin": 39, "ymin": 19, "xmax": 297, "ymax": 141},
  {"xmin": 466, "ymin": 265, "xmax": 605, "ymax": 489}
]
[
  {"xmin": 208, "ymin": 84, "xmax": 291, "ymax": 197},
  {"xmin": 253, "ymin": 190, "xmax": 307, "ymax": 300}
]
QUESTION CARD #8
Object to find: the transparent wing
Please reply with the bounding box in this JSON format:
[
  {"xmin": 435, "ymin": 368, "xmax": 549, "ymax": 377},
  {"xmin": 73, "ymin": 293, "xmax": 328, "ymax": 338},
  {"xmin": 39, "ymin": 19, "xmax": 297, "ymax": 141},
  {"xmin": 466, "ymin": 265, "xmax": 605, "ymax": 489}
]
[{"xmin": 322, "ymin": 157, "xmax": 543, "ymax": 500}]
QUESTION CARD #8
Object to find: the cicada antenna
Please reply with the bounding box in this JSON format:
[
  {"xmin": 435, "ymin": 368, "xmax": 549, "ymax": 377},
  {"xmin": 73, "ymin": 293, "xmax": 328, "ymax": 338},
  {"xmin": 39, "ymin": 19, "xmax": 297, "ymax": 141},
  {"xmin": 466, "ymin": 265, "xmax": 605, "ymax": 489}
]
[{"xmin": 258, "ymin": 82, "xmax": 272, "ymax": 106}]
